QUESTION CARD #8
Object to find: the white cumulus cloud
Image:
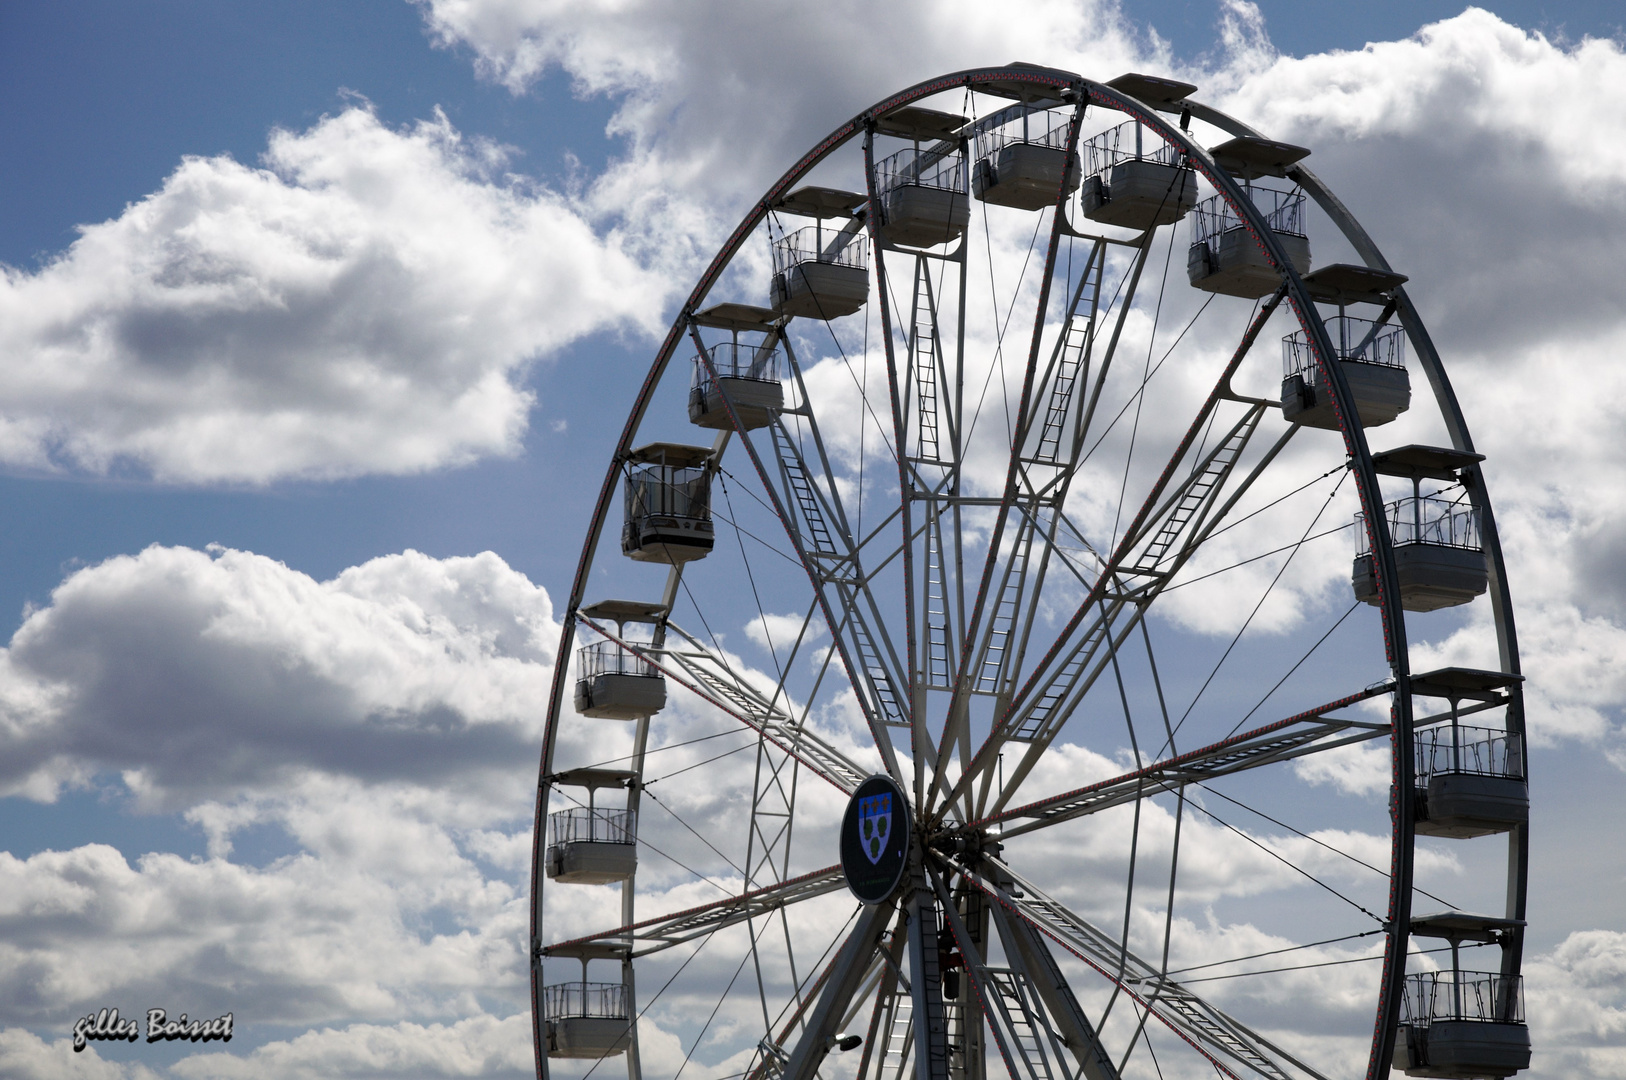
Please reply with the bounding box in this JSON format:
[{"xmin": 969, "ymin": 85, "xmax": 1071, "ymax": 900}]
[
  {"xmin": 0, "ymin": 544, "xmax": 556, "ymax": 807},
  {"xmin": 0, "ymin": 106, "xmax": 667, "ymax": 484}
]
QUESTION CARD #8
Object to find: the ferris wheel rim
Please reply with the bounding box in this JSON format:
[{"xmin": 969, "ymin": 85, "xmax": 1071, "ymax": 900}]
[{"xmin": 529, "ymin": 63, "xmax": 1525, "ymax": 1080}]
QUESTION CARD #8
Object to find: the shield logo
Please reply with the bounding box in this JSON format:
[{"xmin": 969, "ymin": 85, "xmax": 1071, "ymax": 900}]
[{"xmin": 858, "ymin": 792, "xmax": 892, "ymax": 865}]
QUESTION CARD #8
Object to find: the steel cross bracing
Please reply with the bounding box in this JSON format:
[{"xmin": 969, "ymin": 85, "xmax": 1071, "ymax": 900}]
[
  {"xmin": 851, "ymin": 916, "xmax": 913, "ymax": 1080},
  {"xmin": 742, "ymin": 731, "xmax": 800, "ymax": 889},
  {"xmin": 934, "ymin": 871, "xmax": 1067, "ymax": 1080},
  {"xmin": 942, "ymin": 289, "xmax": 1293, "ymax": 819},
  {"xmin": 927, "ymin": 236, "xmax": 1111, "ymax": 814},
  {"xmin": 762, "ymin": 406, "xmax": 913, "ymax": 739},
  {"xmin": 952, "ymin": 853, "xmax": 1334, "ymax": 1080},
  {"xmin": 689, "ymin": 323, "xmax": 914, "ymax": 788},
  {"xmin": 580, "ymin": 617, "xmax": 872, "ymax": 794},
  {"xmin": 959, "ymin": 403, "xmax": 1286, "ymax": 822},
  {"xmin": 981, "ymin": 684, "xmax": 1396, "ymax": 839},
  {"xmin": 544, "ymin": 865, "xmax": 845, "ymax": 959},
  {"xmin": 741, "ymin": 718, "xmax": 805, "ymax": 1032}
]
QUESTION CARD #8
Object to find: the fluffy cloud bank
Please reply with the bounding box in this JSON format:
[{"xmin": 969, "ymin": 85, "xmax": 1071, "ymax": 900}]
[
  {"xmin": 0, "ymin": 106, "xmax": 665, "ymax": 484},
  {"xmin": 0, "ymin": 545, "xmax": 555, "ymax": 807},
  {"xmin": 0, "ymin": 547, "xmax": 552, "ymax": 1075},
  {"xmin": 414, "ymin": 0, "xmax": 1149, "ymax": 215}
]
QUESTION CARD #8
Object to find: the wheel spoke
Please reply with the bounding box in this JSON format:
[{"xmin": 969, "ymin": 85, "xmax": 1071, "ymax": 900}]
[
  {"xmin": 947, "ymin": 291, "xmax": 1291, "ymax": 813},
  {"xmin": 933, "ymin": 241, "xmax": 1109, "ymax": 795},
  {"xmin": 981, "ymin": 683, "xmax": 1394, "ymax": 839},
  {"xmin": 988, "ymin": 894, "xmax": 1122, "ymax": 1080},
  {"xmin": 951, "ymin": 851, "xmax": 1332, "ymax": 1080},
  {"xmin": 777, "ymin": 900, "xmax": 899, "ymax": 1080},
  {"xmin": 933, "ymin": 866, "xmax": 1071, "ymax": 1080},
  {"xmin": 581, "ymin": 616, "xmax": 872, "ymax": 794},
  {"xmin": 933, "ymin": 104, "xmax": 1094, "ymax": 805},
  {"xmin": 695, "ymin": 324, "xmax": 913, "ymax": 787},
  {"xmin": 544, "ymin": 865, "xmax": 844, "ymax": 958}
]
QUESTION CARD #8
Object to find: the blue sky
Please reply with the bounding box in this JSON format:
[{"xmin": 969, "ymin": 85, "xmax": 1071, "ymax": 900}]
[
  {"xmin": 2, "ymin": 2, "xmax": 1625, "ymax": 1077},
  {"xmin": 0, "ymin": 3, "xmax": 1620, "ymax": 622}
]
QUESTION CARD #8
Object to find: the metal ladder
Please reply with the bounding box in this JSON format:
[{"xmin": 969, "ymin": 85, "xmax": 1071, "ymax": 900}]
[
  {"xmin": 1008, "ymin": 612, "xmax": 1107, "ymax": 741},
  {"xmin": 769, "ymin": 420, "xmax": 909, "ymax": 730},
  {"xmin": 770, "ymin": 420, "xmax": 836, "ymax": 557},
  {"xmin": 876, "ymin": 991, "xmax": 915, "ymax": 1080},
  {"xmin": 911, "ymin": 259, "xmax": 942, "ymax": 464},
  {"xmin": 974, "ymin": 513, "xmax": 1038, "ymax": 695},
  {"xmin": 982, "ymin": 968, "xmax": 1060, "ymax": 1080},
  {"xmin": 1031, "ymin": 314, "xmax": 1092, "ymax": 465},
  {"xmin": 850, "ymin": 608, "xmax": 910, "ymax": 729},
  {"xmin": 924, "ymin": 513, "xmax": 953, "ymax": 687},
  {"xmin": 1134, "ymin": 410, "xmax": 1260, "ymax": 572}
]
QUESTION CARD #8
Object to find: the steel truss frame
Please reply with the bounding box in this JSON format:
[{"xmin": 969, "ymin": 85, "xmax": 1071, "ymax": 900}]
[{"xmin": 530, "ymin": 64, "xmax": 1525, "ymax": 1080}]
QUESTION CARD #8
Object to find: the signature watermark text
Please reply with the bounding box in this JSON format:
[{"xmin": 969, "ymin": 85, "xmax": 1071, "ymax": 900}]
[{"xmin": 72, "ymin": 1007, "xmax": 233, "ymax": 1052}]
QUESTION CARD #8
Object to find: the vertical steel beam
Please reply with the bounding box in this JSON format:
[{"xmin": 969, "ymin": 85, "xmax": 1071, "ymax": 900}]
[
  {"xmin": 991, "ymin": 894, "xmax": 1120, "ymax": 1080},
  {"xmin": 904, "ymin": 868, "xmax": 952, "ymax": 1080},
  {"xmin": 782, "ymin": 900, "xmax": 899, "ymax": 1080}
]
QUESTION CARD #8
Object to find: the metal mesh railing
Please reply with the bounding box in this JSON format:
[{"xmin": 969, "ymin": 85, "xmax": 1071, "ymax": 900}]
[
  {"xmin": 625, "ymin": 465, "xmax": 711, "ymax": 524},
  {"xmin": 578, "ymin": 639, "xmax": 659, "ymax": 680},
  {"xmin": 1080, "ymin": 120, "xmax": 1183, "ymax": 177},
  {"xmin": 1416, "ymin": 725, "xmax": 1523, "ymax": 780},
  {"xmin": 771, "ymin": 226, "xmax": 867, "ymax": 275},
  {"xmin": 543, "ymin": 981, "xmax": 630, "ymax": 1021},
  {"xmin": 1356, "ymin": 498, "xmax": 1481, "ymax": 555},
  {"xmin": 1191, "ymin": 186, "xmax": 1306, "ymax": 248},
  {"xmin": 974, "ymin": 107, "xmax": 1072, "ymax": 162},
  {"xmin": 1283, "ymin": 317, "xmax": 1406, "ymax": 379},
  {"xmin": 692, "ymin": 342, "xmax": 783, "ymax": 387},
  {"xmin": 1400, "ymin": 971, "xmax": 1524, "ymax": 1025},
  {"xmin": 872, "ymin": 146, "xmax": 964, "ymax": 197},
  {"xmin": 548, "ymin": 807, "xmax": 636, "ymax": 846}
]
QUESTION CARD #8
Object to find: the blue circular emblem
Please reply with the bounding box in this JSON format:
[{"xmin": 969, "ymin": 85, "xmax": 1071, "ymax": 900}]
[{"xmin": 840, "ymin": 775, "xmax": 910, "ymax": 904}]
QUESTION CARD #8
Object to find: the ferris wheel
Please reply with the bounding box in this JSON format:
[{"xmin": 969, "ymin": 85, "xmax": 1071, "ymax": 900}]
[{"xmin": 529, "ymin": 65, "xmax": 1530, "ymax": 1080}]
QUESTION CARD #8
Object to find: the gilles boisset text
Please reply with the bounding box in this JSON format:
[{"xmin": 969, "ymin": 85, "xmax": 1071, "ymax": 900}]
[{"xmin": 72, "ymin": 1007, "xmax": 233, "ymax": 1051}]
